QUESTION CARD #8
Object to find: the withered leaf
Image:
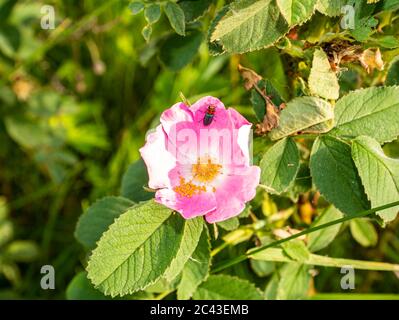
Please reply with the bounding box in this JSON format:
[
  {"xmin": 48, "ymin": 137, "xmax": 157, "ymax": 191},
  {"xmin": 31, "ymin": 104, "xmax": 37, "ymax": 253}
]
[
  {"xmin": 255, "ymin": 101, "xmax": 280, "ymax": 135},
  {"xmin": 237, "ymin": 64, "xmax": 262, "ymax": 90},
  {"xmin": 359, "ymin": 48, "xmax": 384, "ymax": 73}
]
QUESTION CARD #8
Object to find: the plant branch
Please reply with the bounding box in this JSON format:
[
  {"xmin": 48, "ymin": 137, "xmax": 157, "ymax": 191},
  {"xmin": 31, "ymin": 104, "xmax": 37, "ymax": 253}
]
[{"xmin": 211, "ymin": 200, "xmax": 399, "ymax": 273}]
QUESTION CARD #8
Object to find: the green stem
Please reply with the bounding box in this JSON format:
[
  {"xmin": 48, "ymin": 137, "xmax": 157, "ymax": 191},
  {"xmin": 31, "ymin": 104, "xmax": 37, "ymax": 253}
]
[
  {"xmin": 154, "ymin": 290, "xmax": 173, "ymax": 300},
  {"xmin": 211, "ymin": 200, "xmax": 399, "ymax": 273},
  {"xmin": 250, "ymin": 248, "xmax": 399, "ymax": 271}
]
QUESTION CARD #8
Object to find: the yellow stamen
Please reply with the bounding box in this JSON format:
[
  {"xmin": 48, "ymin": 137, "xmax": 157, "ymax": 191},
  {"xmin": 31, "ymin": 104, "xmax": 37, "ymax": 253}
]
[
  {"xmin": 173, "ymin": 177, "xmax": 206, "ymax": 198},
  {"xmin": 192, "ymin": 158, "xmax": 222, "ymax": 183}
]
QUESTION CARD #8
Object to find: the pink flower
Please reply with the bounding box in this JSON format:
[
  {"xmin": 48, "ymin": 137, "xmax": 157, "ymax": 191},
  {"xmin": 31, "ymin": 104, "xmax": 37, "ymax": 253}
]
[{"xmin": 139, "ymin": 96, "xmax": 260, "ymax": 223}]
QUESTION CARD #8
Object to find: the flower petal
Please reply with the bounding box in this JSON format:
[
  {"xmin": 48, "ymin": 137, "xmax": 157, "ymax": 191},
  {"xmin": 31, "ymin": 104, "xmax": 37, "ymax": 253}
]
[
  {"xmin": 228, "ymin": 108, "xmax": 252, "ymax": 166},
  {"xmin": 139, "ymin": 125, "xmax": 175, "ymax": 189},
  {"xmin": 191, "ymin": 96, "xmax": 231, "ymax": 130},
  {"xmin": 205, "ymin": 166, "xmax": 260, "ymax": 223},
  {"xmin": 160, "ymin": 102, "xmax": 193, "ymax": 136},
  {"xmin": 155, "ymin": 188, "xmax": 216, "ymax": 219}
]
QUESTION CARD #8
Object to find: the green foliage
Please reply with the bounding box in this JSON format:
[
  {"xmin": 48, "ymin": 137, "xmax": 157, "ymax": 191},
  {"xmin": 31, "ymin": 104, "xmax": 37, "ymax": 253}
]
[
  {"xmin": 164, "ymin": 2, "xmax": 186, "ymax": 36},
  {"xmin": 352, "ymin": 136, "xmax": 399, "ymax": 222},
  {"xmin": 350, "ymin": 218, "xmax": 378, "ymax": 247},
  {"xmin": 316, "ymin": 0, "xmax": 348, "ymax": 17},
  {"xmin": 309, "ymin": 48, "xmax": 339, "ymax": 99},
  {"xmin": 277, "ymin": 263, "xmax": 310, "ymax": 300},
  {"xmin": 1, "ymin": 0, "xmax": 399, "ymax": 301},
  {"xmin": 209, "ymin": 0, "xmax": 289, "ymax": 54},
  {"xmin": 282, "ymin": 240, "xmax": 310, "ymax": 262},
  {"xmin": 217, "ymin": 217, "xmax": 240, "ymax": 231},
  {"xmin": 87, "ymin": 201, "xmax": 183, "ymax": 296},
  {"xmin": 66, "ymin": 272, "xmax": 108, "ymax": 300},
  {"xmin": 259, "ymin": 137, "xmax": 300, "ymax": 194},
  {"xmin": 269, "ymin": 97, "xmax": 333, "ymax": 140},
  {"xmin": 277, "ymin": 0, "xmax": 317, "ymax": 25},
  {"xmin": 164, "ymin": 217, "xmax": 203, "ymax": 281},
  {"xmin": 177, "ymin": 227, "xmax": 211, "ymax": 300},
  {"xmin": 120, "ymin": 159, "xmax": 153, "ymax": 202},
  {"xmin": 192, "ymin": 275, "xmax": 263, "ymax": 300},
  {"xmin": 307, "ymin": 206, "xmax": 343, "ymax": 252},
  {"xmin": 158, "ymin": 31, "xmax": 203, "ymax": 71},
  {"xmin": 310, "ymin": 136, "xmax": 370, "ymax": 215},
  {"xmin": 331, "ymin": 87, "xmax": 399, "ymax": 143},
  {"xmin": 75, "ymin": 196, "xmax": 135, "ymax": 250},
  {"xmin": 144, "ymin": 4, "xmax": 161, "ymax": 24},
  {"xmin": 386, "ymin": 56, "xmax": 399, "ymax": 86}
]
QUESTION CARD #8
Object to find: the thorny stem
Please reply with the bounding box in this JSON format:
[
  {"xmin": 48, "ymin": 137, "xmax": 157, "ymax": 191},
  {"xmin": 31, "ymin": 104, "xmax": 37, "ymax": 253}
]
[{"xmin": 211, "ymin": 200, "xmax": 399, "ymax": 274}]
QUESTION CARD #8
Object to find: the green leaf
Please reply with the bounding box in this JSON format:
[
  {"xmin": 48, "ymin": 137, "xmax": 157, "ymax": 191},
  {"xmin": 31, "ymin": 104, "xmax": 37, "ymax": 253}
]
[
  {"xmin": 75, "ymin": 196, "xmax": 135, "ymax": 250},
  {"xmin": 128, "ymin": 1, "xmax": 144, "ymax": 15},
  {"xmin": 350, "ymin": 1, "xmax": 377, "ymax": 42},
  {"xmin": 269, "ymin": 96, "xmax": 333, "ymax": 140},
  {"xmin": 164, "ymin": 2, "xmax": 185, "ymax": 36},
  {"xmin": 66, "ymin": 272, "xmax": 107, "ymax": 300},
  {"xmin": 178, "ymin": 0, "xmax": 212, "ymax": 22},
  {"xmin": 351, "ymin": 135, "xmax": 399, "ymax": 222},
  {"xmin": 142, "ymin": 24, "xmax": 152, "ymax": 42},
  {"xmin": 164, "ymin": 217, "xmax": 203, "ymax": 281},
  {"xmin": 4, "ymin": 241, "xmax": 39, "ymax": 262},
  {"xmin": 307, "ymin": 205, "xmax": 343, "ymax": 252},
  {"xmin": 217, "ymin": 217, "xmax": 239, "ymax": 231},
  {"xmin": 350, "ymin": 218, "xmax": 378, "ymax": 247},
  {"xmin": 383, "ymin": 0, "xmax": 399, "ymax": 11},
  {"xmin": 158, "ymin": 30, "xmax": 203, "ymax": 71},
  {"xmin": 259, "ymin": 137, "xmax": 300, "ymax": 194},
  {"xmin": 316, "ymin": 0, "xmax": 348, "ymax": 16},
  {"xmin": 276, "ymin": 0, "xmax": 317, "ymax": 25},
  {"xmin": 209, "ymin": 0, "xmax": 289, "ymax": 54},
  {"xmin": 277, "ymin": 263, "xmax": 310, "ymax": 300},
  {"xmin": 309, "ymin": 48, "xmax": 339, "ymax": 100},
  {"xmin": 386, "ymin": 56, "xmax": 399, "ymax": 86},
  {"xmin": 177, "ymin": 227, "xmax": 211, "ymax": 300},
  {"xmin": 0, "ymin": 220, "xmax": 13, "ymax": 247},
  {"xmin": 264, "ymin": 273, "xmax": 279, "ymax": 299},
  {"xmin": 145, "ymin": 277, "xmax": 178, "ymax": 293},
  {"xmin": 330, "ymin": 86, "xmax": 399, "ymax": 144},
  {"xmin": 121, "ymin": 159, "xmax": 153, "ymax": 202},
  {"xmin": 192, "ymin": 275, "xmax": 263, "ymax": 300},
  {"xmin": 250, "ymin": 259, "xmax": 275, "ymax": 277},
  {"xmin": 281, "ymin": 240, "xmax": 310, "ymax": 262},
  {"xmin": 144, "ymin": 4, "xmax": 161, "ymax": 24},
  {"xmin": 87, "ymin": 201, "xmax": 184, "ymax": 296},
  {"xmin": 310, "ymin": 136, "xmax": 369, "ymax": 215},
  {"xmin": 207, "ymin": 5, "xmax": 229, "ymax": 55},
  {"xmin": 251, "ymin": 78, "xmax": 285, "ymax": 122}
]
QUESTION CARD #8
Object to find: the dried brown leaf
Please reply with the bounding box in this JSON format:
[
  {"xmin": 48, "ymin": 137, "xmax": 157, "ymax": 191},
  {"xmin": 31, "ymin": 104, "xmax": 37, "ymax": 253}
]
[
  {"xmin": 359, "ymin": 48, "xmax": 384, "ymax": 73},
  {"xmin": 237, "ymin": 64, "xmax": 262, "ymax": 90}
]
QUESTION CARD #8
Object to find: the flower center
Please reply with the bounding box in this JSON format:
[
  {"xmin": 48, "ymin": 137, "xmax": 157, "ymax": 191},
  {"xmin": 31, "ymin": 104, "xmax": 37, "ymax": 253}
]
[
  {"xmin": 192, "ymin": 158, "xmax": 222, "ymax": 183},
  {"xmin": 173, "ymin": 177, "xmax": 206, "ymax": 198}
]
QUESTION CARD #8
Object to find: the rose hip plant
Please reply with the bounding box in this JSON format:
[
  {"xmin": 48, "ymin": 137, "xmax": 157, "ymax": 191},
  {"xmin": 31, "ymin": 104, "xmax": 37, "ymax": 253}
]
[{"xmin": 67, "ymin": 0, "xmax": 399, "ymax": 299}]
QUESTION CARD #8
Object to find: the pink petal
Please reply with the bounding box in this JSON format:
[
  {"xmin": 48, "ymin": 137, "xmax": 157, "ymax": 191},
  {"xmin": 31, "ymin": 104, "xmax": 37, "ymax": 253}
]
[
  {"xmin": 155, "ymin": 188, "xmax": 217, "ymax": 219},
  {"xmin": 205, "ymin": 166, "xmax": 260, "ymax": 223},
  {"xmin": 228, "ymin": 107, "xmax": 251, "ymax": 128},
  {"xmin": 139, "ymin": 125, "xmax": 176, "ymax": 189},
  {"xmin": 160, "ymin": 102, "xmax": 193, "ymax": 136},
  {"xmin": 191, "ymin": 96, "xmax": 231, "ymax": 130},
  {"xmin": 228, "ymin": 108, "xmax": 252, "ymax": 166}
]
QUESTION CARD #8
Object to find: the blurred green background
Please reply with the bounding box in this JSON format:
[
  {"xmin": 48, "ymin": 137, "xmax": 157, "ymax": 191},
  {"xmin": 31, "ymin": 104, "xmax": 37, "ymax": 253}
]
[
  {"xmin": 0, "ymin": 0, "xmax": 398, "ymax": 299},
  {"xmin": 0, "ymin": 0, "xmax": 247, "ymax": 299}
]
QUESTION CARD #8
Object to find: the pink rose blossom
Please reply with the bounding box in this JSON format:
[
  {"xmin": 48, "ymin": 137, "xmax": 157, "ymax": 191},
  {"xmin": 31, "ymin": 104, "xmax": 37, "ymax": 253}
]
[{"xmin": 139, "ymin": 96, "xmax": 260, "ymax": 223}]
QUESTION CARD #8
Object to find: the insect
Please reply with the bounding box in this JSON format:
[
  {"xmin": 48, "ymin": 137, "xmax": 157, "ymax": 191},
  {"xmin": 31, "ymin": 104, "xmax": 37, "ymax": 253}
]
[{"xmin": 203, "ymin": 105, "xmax": 216, "ymax": 126}]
